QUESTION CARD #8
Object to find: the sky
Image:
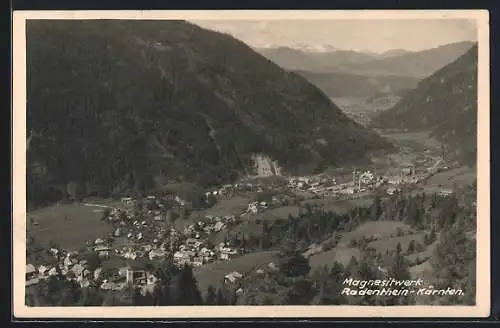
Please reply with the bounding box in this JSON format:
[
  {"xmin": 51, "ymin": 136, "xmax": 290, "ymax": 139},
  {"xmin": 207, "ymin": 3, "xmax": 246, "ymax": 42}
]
[{"xmin": 191, "ymin": 19, "xmax": 477, "ymax": 53}]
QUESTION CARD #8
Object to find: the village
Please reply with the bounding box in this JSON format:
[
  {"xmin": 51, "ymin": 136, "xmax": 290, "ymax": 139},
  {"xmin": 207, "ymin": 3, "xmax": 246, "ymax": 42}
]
[{"xmin": 26, "ymin": 152, "xmax": 456, "ymax": 295}]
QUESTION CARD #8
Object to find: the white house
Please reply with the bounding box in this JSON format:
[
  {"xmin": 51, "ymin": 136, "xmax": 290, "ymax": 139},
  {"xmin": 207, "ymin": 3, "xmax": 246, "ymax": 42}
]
[{"xmin": 224, "ymin": 271, "xmax": 243, "ymax": 284}]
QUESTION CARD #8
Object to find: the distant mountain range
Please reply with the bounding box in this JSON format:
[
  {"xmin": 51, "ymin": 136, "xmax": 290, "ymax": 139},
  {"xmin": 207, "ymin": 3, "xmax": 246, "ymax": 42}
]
[
  {"xmin": 257, "ymin": 41, "xmax": 475, "ymax": 79},
  {"xmin": 256, "ymin": 41, "xmax": 475, "ymax": 99},
  {"xmin": 337, "ymin": 41, "xmax": 476, "ymax": 78},
  {"xmin": 257, "ymin": 46, "xmax": 376, "ymax": 73},
  {"xmin": 370, "ymin": 44, "xmax": 478, "ymax": 165},
  {"xmin": 27, "ymin": 20, "xmax": 394, "ymax": 208}
]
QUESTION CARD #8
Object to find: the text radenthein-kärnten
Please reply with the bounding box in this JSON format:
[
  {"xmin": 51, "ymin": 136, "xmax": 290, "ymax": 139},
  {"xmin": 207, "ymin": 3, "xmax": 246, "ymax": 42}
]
[{"xmin": 341, "ymin": 287, "xmax": 464, "ymax": 297}]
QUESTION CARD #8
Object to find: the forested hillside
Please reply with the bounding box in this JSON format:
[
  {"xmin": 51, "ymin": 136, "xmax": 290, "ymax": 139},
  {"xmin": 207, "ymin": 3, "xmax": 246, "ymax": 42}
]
[{"xmin": 27, "ymin": 20, "xmax": 394, "ymax": 208}]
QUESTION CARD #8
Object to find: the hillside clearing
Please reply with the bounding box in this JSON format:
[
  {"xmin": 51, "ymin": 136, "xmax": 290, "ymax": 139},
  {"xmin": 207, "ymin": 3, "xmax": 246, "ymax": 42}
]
[
  {"xmin": 193, "ymin": 250, "xmax": 278, "ymax": 292},
  {"xmin": 368, "ymin": 233, "xmax": 426, "ymax": 253}
]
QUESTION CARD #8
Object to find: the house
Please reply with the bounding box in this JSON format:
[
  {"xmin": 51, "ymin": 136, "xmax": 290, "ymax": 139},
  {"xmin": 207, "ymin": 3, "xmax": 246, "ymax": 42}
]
[
  {"xmin": 38, "ymin": 265, "xmax": 48, "ymax": 277},
  {"xmin": 48, "ymin": 267, "xmax": 58, "ymax": 276},
  {"xmin": 186, "ymin": 238, "xmax": 198, "ymax": 246},
  {"xmin": 49, "ymin": 248, "xmax": 60, "ymax": 257},
  {"xmin": 121, "ymin": 197, "xmax": 135, "ymax": 206},
  {"xmin": 439, "ymin": 189, "xmax": 453, "ymax": 196},
  {"xmin": 26, "ymin": 264, "xmax": 37, "ymax": 281},
  {"xmin": 175, "ymin": 196, "xmax": 186, "ymax": 206},
  {"xmin": 213, "ymin": 221, "xmax": 225, "ymax": 232},
  {"xmin": 26, "ymin": 277, "xmax": 40, "ymax": 287},
  {"xmin": 220, "ymin": 248, "xmax": 237, "ymax": 261},
  {"xmin": 174, "ymin": 251, "xmax": 191, "ymax": 264},
  {"xmin": 125, "ymin": 260, "xmax": 149, "ymax": 285},
  {"xmin": 63, "ymin": 256, "xmax": 73, "ymax": 268},
  {"xmin": 386, "ymin": 187, "xmax": 400, "ymax": 196},
  {"xmin": 192, "ymin": 257, "xmax": 203, "ymax": 267},
  {"xmin": 147, "ymin": 274, "xmax": 158, "ymax": 285},
  {"xmin": 94, "ymin": 245, "xmax": 112, "ymax": 258},
  {"xmin": 387, "ymin": 177, "xmax": 402, "ymax": 185},
  {"xmin": 101, "ymin": 281, "xmax": 118, "ymax": 290},
  {"xmin": 79, "ymin": 280, "xmax": 91, "ymax": 288},
  {"xmin": 268, "ymin": 262, "xmax": 278, "ymax": 271},
  {"xmin": 148, "ymin": 249, "xmax": 166, "ymax": 261},
  {"xmin": 377, "ymin": 266, "xmax": 388, "ymax": 274},
  {"xmin": 26, "ymin": 264, "xmax": 40, "ymax": 286},
  {"xmin": 94, "ymin": 268, "xmax": 103, "ymax": 281},
  {"xmin": 224, "ymin": 271, "xmax": 243, "ymax": 284},
  {"xmin": 71, "ymin": 263, "xmax": 86, "ymax": 280}
]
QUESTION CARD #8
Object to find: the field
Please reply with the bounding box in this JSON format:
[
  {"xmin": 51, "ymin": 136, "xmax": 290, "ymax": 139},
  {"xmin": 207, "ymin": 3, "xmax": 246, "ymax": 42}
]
[
  {"xmin": 250, "ymin": 205, "xmax": 301, "ymax": 221},
  {"xmin": 378, "ymin": 130, "xmax": 443, "ymax": 151},
  {"xmin": 27, "ymin": 202, "xmax": 114, "ymax": 250},
  {"xmin": 81, "ymin": 197, "xmax": 128, "ymax": 210},
  {"xmin": 193, "ymin": 250, "xmax": 278, "ymax": 292},
  {"xmin": 338, "ymin": 221, "xmax": 412, "ymax": 247},
  {"xmin": 203, "ymin": 196, "xmax": 250, "ymax": 217},
  {"xmin": 425, "ymin": 166, "xmax": 476, "ymax": 188},
  {"xmin": 308, "ymin": 247, "xmax": 361, "ymax": 271},
  {"xmin": 302, "ymin": 197, "xmax": 373, "ymax": 215}
]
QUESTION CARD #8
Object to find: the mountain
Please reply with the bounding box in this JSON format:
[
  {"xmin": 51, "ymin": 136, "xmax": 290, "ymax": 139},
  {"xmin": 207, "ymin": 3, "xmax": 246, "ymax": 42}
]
[
  {"xmin": 27, "ymin": 20, "xmax": 394, "ymax": 208},
  {"xmin": 255, "ymin": 42, "xmax": 474, "ymax": 79},
  {"xmin": 255, "ymin": 47, "xmax": 377, "ymax": 72},
  {"xmin": 338, "ymin": 41, "xmax": 475, "ymax": 78},
  {"xmin": 370, "ymin": 45, "xmax": 478, "ymax": 164},
  {"xmin": 377, "ymin": 49, "xmax": 412, "ymax": 59},
  {"xmin": 295, "ymin": 70, "xmax": 419, "ymax": 98}
]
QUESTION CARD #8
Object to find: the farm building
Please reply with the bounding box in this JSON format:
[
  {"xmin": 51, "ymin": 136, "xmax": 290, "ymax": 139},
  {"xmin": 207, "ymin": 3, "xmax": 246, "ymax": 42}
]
[{"xmin": 224, "ymin": 271, "xmax": 243, "ymax": 284}]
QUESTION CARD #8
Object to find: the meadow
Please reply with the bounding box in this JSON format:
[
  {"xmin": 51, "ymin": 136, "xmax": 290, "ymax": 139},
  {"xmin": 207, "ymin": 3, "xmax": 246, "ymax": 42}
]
[{"xmin": 27, "ymin": 202, "xmax": 115, "ymax": 250}]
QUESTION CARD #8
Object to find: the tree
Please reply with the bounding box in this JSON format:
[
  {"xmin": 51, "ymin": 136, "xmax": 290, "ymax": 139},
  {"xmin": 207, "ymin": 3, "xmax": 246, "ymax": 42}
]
[
  {"xmin": 78, "ymin": 287, "xmax": 103, "ymax": 306},
  {"xmin": 370, "ymin": 195, "xmax": 382, "ymax": 220},
  {"xmin": 407, "ymin": 240, "xmax": 416, "ymax": 254},
  {"xmin": 395, "ymin": 242, "xmax": 402, "ymax": 254},
  {"xmin": 384, "ymin": 251, "xmax": 413, "ymax": 305},
  {"xmin": 216, "ymin": 288, "xmax": 228, "ymax": 305},
  {"xmin": 180, "ymin": 207, "xmax": 189, "ymax": 220},
  {"xmin": 279, "ymin": 252, "xmax": 311, "ymax": 277},
  {"xmin": 176, "ymin": 264, "xmax": 202, "ymax": 305},
  {"xmin": 165, "ymin": 209, "xmax": 174, "ymax": 224},
  {"xmin": 83, "ymin": 252, "xmax": 101, "ymax": 272},
  {"xmin": 66, "ymin": 180, "xmax": 84, "ymax": 201},
  {"xmin": 204, "ymin": 285, "xmax": 217, "ymax": 305}
]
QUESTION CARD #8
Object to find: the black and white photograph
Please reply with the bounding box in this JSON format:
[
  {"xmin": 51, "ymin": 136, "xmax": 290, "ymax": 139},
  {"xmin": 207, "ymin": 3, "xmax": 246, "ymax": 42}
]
[{"xmin": 12, "ymin": 10, "xmax": 490, "ymax": 318}]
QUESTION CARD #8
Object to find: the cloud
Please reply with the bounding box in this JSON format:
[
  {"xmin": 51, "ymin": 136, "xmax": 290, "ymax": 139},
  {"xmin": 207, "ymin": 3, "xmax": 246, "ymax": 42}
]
[{"xmin": 192, "ymin": 19, "xmax": 478, "ymax": 52}]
